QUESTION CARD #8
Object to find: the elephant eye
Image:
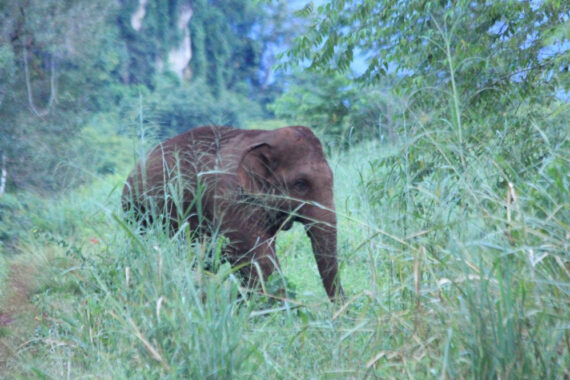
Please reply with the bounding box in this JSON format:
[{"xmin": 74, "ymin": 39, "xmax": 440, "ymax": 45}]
[{"xmin": 293, "ymin": 179, "xmax": 309, "ymax": 193}]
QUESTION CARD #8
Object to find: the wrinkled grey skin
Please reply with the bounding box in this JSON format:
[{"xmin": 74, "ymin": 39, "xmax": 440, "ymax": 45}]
[{"xmin": 122, "ymin": 126, "xmax": 344, "ymax": 302}]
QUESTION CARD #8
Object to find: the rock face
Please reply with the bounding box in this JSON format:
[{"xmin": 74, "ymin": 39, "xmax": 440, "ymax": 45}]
[
  {"xmin": 130, "ymin": 0, "xmax": 193, "ymax": 79},
  {"xmin": 130, "ymin": 0, "xmax": 148, "ymax": 32},
  {"xmin": 167, "ymin": 5, "xmax": 193, "ymax": 79}
]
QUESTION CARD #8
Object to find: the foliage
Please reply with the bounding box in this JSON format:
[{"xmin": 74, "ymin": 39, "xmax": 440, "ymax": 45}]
[
  {"xmin": 267, "ymin": 1, "xmax": 569, "ymax": 377},
  {"xmin": 286, "ymin": 0, "xmax": 568, "ymax": 93},
  {"xmin": 118, "ymin": 0, "xmax": 192, "ymax": 86},
  {"xmin": 270, "ymin": 69, "xmax": 402, "ymax": 144},
  {"xmin": 140, "ymin": 77, "xmax": 263, "ymax": 140},
  {"xmin": 0, "ymin": 0, "xmax": 292, "ymax": 193},
  {"xmin": 188, "ymin": 0, "xmax": 266, "ymax": 97},
  {"xmin": 282, "ymin": 0, "xmax": 569, "ymax": 150},
  {"xmin": 0, "ymin": 0, "xmax": 127, "ymax": 192},
  {"xmin": 270, "ymin": 70, "xmax": 354, "ymax": 136},
  {"xmin": 356, "ymin": 114, "xmax": 568, "ymax": 378},
  {"xmin": 0, "ymin": 193, "xmax": 43, "ymax": 254},
  {"xmin": 0, "ymin": 127, "xmax": 568, "ymax": 377}
]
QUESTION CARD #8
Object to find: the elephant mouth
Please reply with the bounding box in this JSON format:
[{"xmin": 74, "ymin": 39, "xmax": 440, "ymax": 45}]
[
  {"xmin": 274, "ymin": 211, "xmax": 295, "ymax": 231},
  {"xmin": 281, "ymin": 217, "xmax": 295, "ymax": 231}
]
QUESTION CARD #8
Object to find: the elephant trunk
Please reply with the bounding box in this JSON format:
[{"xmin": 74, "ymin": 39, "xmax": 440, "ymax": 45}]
[{"xmin": 304, "ymin": 206, "xmax": 345, "ymax": 303}]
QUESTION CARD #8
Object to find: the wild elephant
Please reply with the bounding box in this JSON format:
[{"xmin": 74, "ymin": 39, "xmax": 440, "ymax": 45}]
[{"xmin": 122, "ymin": 126, "xmax": 344, "ymax": 302}]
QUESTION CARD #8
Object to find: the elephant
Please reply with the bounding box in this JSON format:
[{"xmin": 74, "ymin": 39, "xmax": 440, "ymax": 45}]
[{"xmin": 122, "ymin": 125, "xmax": 345, "ymax": 302}]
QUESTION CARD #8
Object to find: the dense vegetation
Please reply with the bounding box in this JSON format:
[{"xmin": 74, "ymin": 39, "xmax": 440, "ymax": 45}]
[
  {"xmin": 1, "ymin": 0, "xmax": 569, "ymax": 378},
  {"xmin": 0, "ymin": 0, "xmax": 281, "ymax": 193}
]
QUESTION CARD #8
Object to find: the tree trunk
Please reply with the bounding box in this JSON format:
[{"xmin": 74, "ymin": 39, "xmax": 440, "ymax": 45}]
[{"xmin": 0, "ymin": 153, "xmax": 6, "ymax": 195}]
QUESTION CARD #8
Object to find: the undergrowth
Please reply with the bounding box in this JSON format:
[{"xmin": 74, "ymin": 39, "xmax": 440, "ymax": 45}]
[
  {"xmin": 1, "ymin": 61, "xmax": 568, "ymax": 377},
  {"xmin": 0, "ymin": 116, "xmax": 568, "ymax": 378}
]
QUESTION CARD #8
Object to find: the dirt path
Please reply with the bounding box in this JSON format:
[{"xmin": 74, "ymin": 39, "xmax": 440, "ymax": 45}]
[{"xmin": 0, "ymin": 262, "xmax": 38, "ymax": 373}]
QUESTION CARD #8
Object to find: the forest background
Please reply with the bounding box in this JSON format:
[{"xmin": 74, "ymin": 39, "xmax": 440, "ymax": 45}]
[{"xmin": 0, "ymin": 0, "xmax": 568, "ymax": 378}]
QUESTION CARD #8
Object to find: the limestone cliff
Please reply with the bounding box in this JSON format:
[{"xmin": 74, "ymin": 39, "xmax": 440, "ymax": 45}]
[
  {"xmin": 167, "ymin": 4, "xmax": 192, "ymax": 79},
  {"xmin": 130, "ymin": 0, "xmax": 192, "ymax": 79}
]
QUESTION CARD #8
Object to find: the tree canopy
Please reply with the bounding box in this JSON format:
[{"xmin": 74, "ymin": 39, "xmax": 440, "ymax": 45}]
[
  {"xmin": 276, "ymin": 0, "xmax": 568, "ymax": 176},
  {"xmin": 285, "ymin": 0, "xmax": 568, "ymax": 93},
  {"xmin": 0, "ymin": 0, "xmax": 294, "ymax": 192}
]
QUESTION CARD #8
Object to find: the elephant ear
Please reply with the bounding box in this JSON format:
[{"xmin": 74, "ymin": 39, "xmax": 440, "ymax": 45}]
[{"xmin": 237, "ymin": 143, "xmax": 278, "ymax": 193}]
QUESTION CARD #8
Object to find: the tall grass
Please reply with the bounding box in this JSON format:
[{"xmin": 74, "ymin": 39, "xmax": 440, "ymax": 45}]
[
  {"xmin": 1, "ymin": 82, "xmax": 568, "ymax": 378},
  {"xmin": 1, "ymin": 120, "xmax": 567, "ymax": 378}
]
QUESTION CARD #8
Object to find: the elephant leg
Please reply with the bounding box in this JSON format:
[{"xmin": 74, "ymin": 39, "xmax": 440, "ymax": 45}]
[
  {"xmin": 246, "ymin": 238, "xmax": 281, "ymax": 286},
  {"xmin": 229, "ymin": 235, "xmax": 282, "ymax": 295}
]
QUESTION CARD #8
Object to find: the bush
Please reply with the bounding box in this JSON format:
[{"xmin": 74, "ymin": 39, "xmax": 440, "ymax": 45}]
[
  {"xmin": 269, "ymin": 70, "xmax": 402, "ymax": 146},
  {"xmin": 142, "ymin": 77, "xmax": 263, "ymax": 140},
  {"xmin": 0, "ymin": 193, "xmax": 45, "ymax": 254}
]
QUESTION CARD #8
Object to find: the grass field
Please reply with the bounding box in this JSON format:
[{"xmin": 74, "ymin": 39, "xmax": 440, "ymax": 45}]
[{"xmin": 0, "ymin": 124, "xmax": 568, "ymax": 379}]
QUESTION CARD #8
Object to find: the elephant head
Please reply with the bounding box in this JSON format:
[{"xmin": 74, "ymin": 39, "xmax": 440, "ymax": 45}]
[{"xmin": 233, "ymin": 126, "xmax": 345, "ymax": 302}]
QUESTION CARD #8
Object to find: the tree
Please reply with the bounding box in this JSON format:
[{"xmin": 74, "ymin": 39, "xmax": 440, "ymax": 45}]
[
  {"xmin": 0, "ymin": 0, "xmax": 122, "ymax": 192},
  {"xmin": 287, "ymin": 1, "xmax": 568, "ymax": 90},
  {"xmin": 283, "ymin": 0, "xmax": 568, "ymax": 124},
  {"xmin": 187, "ymin": 0, "xmax": 264, "ymax": 96},
  {"xmin": 0, "ymin": 0, "xmax": 300, "ymax": 193},
  {"xmin": 270, "ymin": 69, "xmax": 355, "ymax": 136},
  {"xmin": 282, "ymin": 0, "xmax": 569, "ymax": 176}
]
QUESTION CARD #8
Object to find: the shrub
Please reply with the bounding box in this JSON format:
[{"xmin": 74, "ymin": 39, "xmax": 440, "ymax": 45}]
[{"xmin": 142, "ymin": 77, "xmax": 263, "ymax": 140}]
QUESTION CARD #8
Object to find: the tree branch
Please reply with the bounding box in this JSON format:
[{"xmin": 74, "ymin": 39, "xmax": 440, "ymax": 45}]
[{"xmin": 23, "ymin": 46, "xmax": 56, "ymax": 118}]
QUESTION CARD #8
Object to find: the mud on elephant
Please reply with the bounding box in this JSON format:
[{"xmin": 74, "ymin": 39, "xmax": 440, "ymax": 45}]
[{"xmin": 122, "ymin": 126, "xmax": 345, "ymax": 302}]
